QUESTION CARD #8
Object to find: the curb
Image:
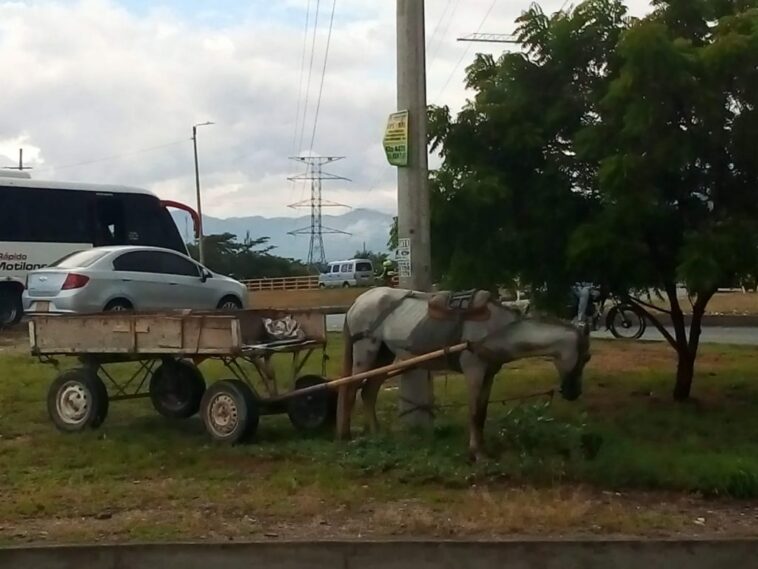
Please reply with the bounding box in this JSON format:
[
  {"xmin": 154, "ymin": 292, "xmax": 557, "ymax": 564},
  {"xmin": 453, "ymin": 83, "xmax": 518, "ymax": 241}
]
[{"xmin": 2, "ymin": 539, "xmax": 758, "ymax": 569}]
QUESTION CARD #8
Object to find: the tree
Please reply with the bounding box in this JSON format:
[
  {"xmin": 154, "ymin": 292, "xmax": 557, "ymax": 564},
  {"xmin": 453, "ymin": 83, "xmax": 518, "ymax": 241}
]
[
  {"xmin": 428, "ymin": 0, "xmax": 758, "ymax": 400},
  {"xmin": 187, "ymin": 233, "xmax": 309, "ymax": 279},
  {"xmin": 573, "ymin": 0, "xmax": 758, "ymax": 400}
]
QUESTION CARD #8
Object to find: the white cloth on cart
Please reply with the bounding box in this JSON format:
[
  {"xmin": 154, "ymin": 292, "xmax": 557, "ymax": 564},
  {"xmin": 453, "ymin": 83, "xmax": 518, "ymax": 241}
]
[{"xmin": 263, "ymin": 315, "xmax": 305, "ymax": 342}]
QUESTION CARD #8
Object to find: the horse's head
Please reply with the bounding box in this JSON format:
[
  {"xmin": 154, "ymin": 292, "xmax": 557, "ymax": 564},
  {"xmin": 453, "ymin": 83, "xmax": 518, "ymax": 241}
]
[{"xmin": 559, "ymin": 324, "xmax": 591, "ymax": 401}]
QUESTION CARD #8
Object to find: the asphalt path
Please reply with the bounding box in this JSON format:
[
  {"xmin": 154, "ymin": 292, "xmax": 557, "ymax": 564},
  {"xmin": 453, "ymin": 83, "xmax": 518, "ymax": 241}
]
[{"xmin": 325, "ymin": 314, "xmax": 758, "ymax": 345}]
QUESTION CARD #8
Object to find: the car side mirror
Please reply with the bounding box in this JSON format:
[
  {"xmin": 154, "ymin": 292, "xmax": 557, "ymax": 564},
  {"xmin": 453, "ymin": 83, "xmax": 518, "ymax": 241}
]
[{"xmin": 200, "ymin": 269, "xmax": 211, "ymax": 283}]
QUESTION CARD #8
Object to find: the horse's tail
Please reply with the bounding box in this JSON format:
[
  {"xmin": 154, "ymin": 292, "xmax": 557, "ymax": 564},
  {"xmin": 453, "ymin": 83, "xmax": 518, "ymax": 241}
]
[{"xmin": 342, "ymin": 318, "xmax": 354, "ymax": 377}]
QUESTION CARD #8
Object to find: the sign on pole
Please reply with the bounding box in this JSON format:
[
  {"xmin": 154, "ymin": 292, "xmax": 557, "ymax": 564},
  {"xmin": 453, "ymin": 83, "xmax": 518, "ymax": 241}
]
[
  {"xmin": 396, "ymin": 237, "xmax": 412, "ymax": 278},
  {"xmin": 383, "ymin": 110, "xmax": 409, "ymax": 167}
]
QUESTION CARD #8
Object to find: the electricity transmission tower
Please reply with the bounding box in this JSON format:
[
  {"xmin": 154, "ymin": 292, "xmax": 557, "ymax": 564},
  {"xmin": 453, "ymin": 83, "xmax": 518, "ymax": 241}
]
[{"xmin": 287, "ymin": 155, "xmax": 351, "ymax": 269}]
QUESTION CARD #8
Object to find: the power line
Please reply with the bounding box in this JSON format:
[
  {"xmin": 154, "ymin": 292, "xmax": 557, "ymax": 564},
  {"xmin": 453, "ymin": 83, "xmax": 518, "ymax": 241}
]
[
  {"xmin": 291, "ymin": 0, "xmax": 313, "ymax": 156},
  {"xmin": 428, "ymin": 0, "xmax": 461, "ymax": 66},
  {"xmin": 426, "ymin": 0, "xmax": 454, "ymax": 56},
  {"xmin": 297, "ymin": 0, "xmax": 322, "ymax": 155},
  {"xmin": 308, "ymin": 0, "xmax": 337, "ymax": 152},
  {"xmin": 435, "ymin": 0, "xmax": 500, "ymax": 102},
  {"xmin": 30, "ymin": 138, "xmax": 189, "ymax": 176}
]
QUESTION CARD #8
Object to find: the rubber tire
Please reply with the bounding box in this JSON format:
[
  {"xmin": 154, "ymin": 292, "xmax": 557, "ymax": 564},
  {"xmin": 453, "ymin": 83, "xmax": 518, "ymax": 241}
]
[
  {"xmin": 200, "ymin": 380, "xmax": 259, "ymax": 444},
  {"xmin": 217, "ymin": 296, "xmax": 242, "ymax": 310},
  {"xmin": 342, "ymin": 282, "xmax": 350, "ymax": 288},
  {"xmin": 607, "ymin": 305, "xmax": 647, "ymax": 340},
  {"xmin": 149, "ymin": 360, "xmax": 206, "ymax": 419},
  {"xmin": 47, "ymin": 367, "xmax": 109, "ymax": 432},
  {"xmin": 287, "ymin": 375, "xmax": 337, "ymax": 433},
  {"xmin": 104, "ymin": 299, "xmax": 132, "ymax": 312},
  {"xmin": 0, "ymin": 289, "xmax": 22, "ymax": 327}
]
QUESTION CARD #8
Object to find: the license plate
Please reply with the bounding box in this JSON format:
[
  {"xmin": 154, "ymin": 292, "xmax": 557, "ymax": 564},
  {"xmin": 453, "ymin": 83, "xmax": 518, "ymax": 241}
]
[{"xmin": 33, "ymin": 302, "xmax": 50, "ymax": 312}]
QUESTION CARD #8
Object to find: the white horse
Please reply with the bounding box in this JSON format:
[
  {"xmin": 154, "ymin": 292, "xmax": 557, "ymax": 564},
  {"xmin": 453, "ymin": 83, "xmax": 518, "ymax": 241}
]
[{"xmin": 339, "ymin": 287, "xmax": 591, "ymax": 460}]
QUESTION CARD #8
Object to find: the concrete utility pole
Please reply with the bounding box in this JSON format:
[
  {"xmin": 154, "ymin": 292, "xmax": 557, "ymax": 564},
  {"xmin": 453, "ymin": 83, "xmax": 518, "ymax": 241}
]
[
  {"xmin": 192, "ymin": 121, "xmax": 214, "ymax": 265},
  {"xmin": 2, "ymin": 148, "xmax": 33, "ymax": 172},
  {"xmin": 396, "ymin": 0, "xmax": 434, "ymax": 430}
]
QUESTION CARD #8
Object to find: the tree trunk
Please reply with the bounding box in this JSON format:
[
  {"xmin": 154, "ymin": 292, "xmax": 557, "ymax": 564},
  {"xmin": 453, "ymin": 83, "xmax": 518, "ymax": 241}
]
[{"xmin": 673, "ymin": 350, "xmax": 695, "ymax": 401}]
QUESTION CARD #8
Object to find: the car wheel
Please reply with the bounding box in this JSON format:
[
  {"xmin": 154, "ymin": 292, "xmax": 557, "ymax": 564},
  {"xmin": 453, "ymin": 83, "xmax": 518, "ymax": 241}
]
[
  {"xmin": 217, "ymin": 296, "xmax": 242, "ymax": 310},
  {"xmin": 104, "ymin": 299, "xmax": 132, "ymax": 312},
  {"xmin": 0, "ymin": 289, "xmax": 22, "ymax": 327},
  {"xmin": 342, "ymin": 282, "xmax": 351, "ymax": 288}
]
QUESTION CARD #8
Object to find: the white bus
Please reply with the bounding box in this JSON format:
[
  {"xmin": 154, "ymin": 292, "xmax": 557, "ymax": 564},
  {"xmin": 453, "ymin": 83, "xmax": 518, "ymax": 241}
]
[{"xmin": 0, "ymin": 171, "xmax": 198, "ymax": 326}]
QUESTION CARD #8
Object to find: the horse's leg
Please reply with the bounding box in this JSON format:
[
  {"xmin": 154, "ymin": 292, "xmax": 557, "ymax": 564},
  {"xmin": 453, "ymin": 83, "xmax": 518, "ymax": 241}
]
[
  {"xmin": 336, "ymin": 385, "xmax": 358, "ymax": 441},
  {"xmin": 337, "ymin": 339, "xmax": 380, "ymax": 440},
  {"xmin": 361, "ymin": 375, "xmax": 385, "ymax": 434},
  {"xmin": 474, "ymin": 370, "xmax": 496, "ymax": 451},
  {"xmin": 360, "ymin": 347, "xmax": 394, "ymax": 434},
  {"xmin": 460, "ymin": 353, "xmax": 491, "ymax": 461}
]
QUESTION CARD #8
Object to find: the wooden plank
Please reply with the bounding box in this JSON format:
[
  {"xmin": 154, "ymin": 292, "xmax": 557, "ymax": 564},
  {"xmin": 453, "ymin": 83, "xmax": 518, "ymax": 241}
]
[
  {"xmin": 29, "ymin": 310, "xmax": 327, "ymax": 357},
  {"xmin": 30, "ymin": 313, "xmax": 241, "ymax": 356}
]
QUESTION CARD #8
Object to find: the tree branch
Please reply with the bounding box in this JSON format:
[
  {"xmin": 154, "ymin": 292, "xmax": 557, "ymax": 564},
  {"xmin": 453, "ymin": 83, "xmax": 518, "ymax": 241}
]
[
  {"xmin": 688, "ymin": 287, "xmax": 716, "ymax": 354},
  {"xmin": 625, "ymin": 298, "xmax": 680, "ymax": 350},
  {"xmin": 626, "ymin": 294, "xmax": 672, "ymax": 315}
]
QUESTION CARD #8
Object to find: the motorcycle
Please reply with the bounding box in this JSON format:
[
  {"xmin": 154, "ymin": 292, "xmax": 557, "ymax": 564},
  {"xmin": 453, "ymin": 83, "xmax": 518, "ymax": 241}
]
[{"xmin": 569, "ymin": 286, "xmax": 647, "ymax": 340}]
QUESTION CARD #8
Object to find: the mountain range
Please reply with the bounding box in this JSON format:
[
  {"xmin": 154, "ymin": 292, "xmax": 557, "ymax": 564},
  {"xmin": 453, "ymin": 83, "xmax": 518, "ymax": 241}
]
[{"xmin": 172, "ymin": 208, "xmax": 394, "ymax": 262}]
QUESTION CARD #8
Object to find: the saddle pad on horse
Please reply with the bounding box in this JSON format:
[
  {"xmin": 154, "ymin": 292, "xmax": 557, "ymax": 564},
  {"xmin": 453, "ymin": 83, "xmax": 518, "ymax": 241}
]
[{"xmin": 428, "ymin": 289, "xmax": 491, "ymax": 321}]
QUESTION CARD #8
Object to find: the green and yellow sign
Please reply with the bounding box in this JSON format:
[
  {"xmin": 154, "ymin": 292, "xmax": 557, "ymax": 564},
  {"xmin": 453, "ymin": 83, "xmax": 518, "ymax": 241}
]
[{"xmin": 383, "ymin": 110, "xmax": 409, "ymax": 167}]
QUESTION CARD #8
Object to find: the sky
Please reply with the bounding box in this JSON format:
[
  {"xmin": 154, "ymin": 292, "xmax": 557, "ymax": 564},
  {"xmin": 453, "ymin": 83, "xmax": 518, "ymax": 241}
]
[{"xmin": 0, "ymin": 0, "xmax": 652, "ymax": 219}]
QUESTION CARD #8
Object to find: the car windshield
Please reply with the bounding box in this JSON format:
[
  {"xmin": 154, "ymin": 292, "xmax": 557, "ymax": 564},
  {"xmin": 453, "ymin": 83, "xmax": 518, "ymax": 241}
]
[{"xmin": 51, "ymin": 249, "xmax": 109, "ymax": 269}]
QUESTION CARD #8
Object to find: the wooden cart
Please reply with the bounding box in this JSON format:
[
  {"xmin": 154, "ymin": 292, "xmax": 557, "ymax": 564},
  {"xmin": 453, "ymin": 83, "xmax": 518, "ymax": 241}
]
[{"xmin": 29, "ymin": 309, "xmax": 470, "ymax": 444}]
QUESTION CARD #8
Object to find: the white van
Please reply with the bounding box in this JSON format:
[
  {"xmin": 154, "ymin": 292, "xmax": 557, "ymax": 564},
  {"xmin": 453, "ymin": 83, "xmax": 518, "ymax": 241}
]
[
  {"xmin": 318, "ymin": 259, "xmax": 375, "ymax": 288},
  {"xmin": 0, "ymin": 171, "xmax": 197, "ymax": 326}
]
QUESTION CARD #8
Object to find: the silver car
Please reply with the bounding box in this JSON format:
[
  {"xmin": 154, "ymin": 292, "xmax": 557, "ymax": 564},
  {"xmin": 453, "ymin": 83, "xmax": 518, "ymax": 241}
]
[{"xmin": 23, "ymin": 246, "xmax": 249, "ymax": 314}]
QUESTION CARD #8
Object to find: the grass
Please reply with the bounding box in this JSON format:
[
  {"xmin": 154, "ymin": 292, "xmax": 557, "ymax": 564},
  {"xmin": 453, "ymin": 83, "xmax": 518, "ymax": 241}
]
[{"xmin": 2, "ymin": 334, "xmax": 758, "ymax": 543}]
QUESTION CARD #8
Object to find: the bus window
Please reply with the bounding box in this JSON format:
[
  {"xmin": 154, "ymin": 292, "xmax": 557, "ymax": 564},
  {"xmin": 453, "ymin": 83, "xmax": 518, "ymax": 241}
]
[
  {"xmin": 94, "ymin": 195, "xmax": 126, "ymax": 246},
  {"xmin": 0, "ymin": 186, "xmax": 91, "ymax": 243}
]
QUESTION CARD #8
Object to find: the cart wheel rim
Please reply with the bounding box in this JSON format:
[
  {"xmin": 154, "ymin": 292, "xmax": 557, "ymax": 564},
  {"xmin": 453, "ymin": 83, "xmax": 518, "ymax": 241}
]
[
  {"xmin": 56, "ymin": 381, "xmax": 90, "ymax": 425},
  {"xmin": 207, "ymin": 394, "xmax": 239, "ymax": 436}
]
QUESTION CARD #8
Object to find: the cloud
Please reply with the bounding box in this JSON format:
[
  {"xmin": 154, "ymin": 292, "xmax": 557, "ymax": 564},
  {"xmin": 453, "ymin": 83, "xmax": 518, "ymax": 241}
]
[{"xmin": 0, "ymin": 0, "xmax": 653, "ymax": 218}]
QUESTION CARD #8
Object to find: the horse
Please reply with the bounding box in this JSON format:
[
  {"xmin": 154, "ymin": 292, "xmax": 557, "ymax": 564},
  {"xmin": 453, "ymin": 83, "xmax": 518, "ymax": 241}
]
[{"xmin": 339, "ymin": 287, "xmax": 591, "ymax": 460}]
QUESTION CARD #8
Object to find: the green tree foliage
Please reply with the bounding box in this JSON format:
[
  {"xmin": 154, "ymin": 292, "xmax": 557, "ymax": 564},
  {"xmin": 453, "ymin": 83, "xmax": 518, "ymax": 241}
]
[
  {"xmin": 429, "ymin": 0, "xmax": 758, "ymax": 399},
  {"xmin": 187, "ymin": 233, "xmax": 309, "ymax": 280}
]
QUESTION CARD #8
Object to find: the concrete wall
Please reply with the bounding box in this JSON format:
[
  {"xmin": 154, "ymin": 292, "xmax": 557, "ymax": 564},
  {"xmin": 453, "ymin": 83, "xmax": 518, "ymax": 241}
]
[{"xmin": 2, "ymin": 539, "xmax": 757, "ymax": 569}]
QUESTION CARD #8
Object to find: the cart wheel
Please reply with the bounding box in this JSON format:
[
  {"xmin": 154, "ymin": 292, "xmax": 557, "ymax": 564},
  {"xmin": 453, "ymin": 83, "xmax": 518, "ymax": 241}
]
[
  {"xmin": 47, "ymin": 367, "xmax": 109, "ymax": 432},
  {"xmin": 150, "ymin": 360, "xmax": 206, "ymax": 419},
  {"xmin": 287, "ymin": 375, "xmax": 336, "ymax": 433},
  {"xmin": 200, "ymin": 380, "xmax": 259, "ymax": 444}
]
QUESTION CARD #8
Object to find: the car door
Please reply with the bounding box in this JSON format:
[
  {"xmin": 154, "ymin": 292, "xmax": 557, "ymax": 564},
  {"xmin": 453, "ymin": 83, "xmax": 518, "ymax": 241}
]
[
  {"xmin": 327, "ymin": 263, "xmax": 340, "ymax": 287},
  {"xmin": 154, "ymin": 251, "xmax": 211, "ymax": 309},
  {"xmin": 340, "ymin": 262, "xmax": 353, "ymax": 286},
  {"xmin": 111, "ymin": 251, "xmax": 168, "ymax": 310}
]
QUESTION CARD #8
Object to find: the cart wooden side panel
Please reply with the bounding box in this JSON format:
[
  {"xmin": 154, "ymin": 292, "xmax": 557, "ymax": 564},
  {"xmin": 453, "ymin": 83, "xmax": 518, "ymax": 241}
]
[
  {"xmin": 28, "ymin": 309, "xmax": 328, "ymax": 356},
  {"xmin": 29, "ymin": 313, "xmax": 242, "ymax": 356}
]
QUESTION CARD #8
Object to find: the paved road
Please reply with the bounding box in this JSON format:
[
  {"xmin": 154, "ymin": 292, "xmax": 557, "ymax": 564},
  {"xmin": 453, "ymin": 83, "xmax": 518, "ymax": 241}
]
[{"xmin": 326, "ymin": 314, "xmax": 758, "ymax": 345}]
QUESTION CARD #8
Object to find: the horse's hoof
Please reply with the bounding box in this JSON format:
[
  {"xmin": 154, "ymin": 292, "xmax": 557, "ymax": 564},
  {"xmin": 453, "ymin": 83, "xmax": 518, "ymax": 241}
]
[{"xmin": 468, "ymin": 450, "xmax": 487, "ymax": 463}]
